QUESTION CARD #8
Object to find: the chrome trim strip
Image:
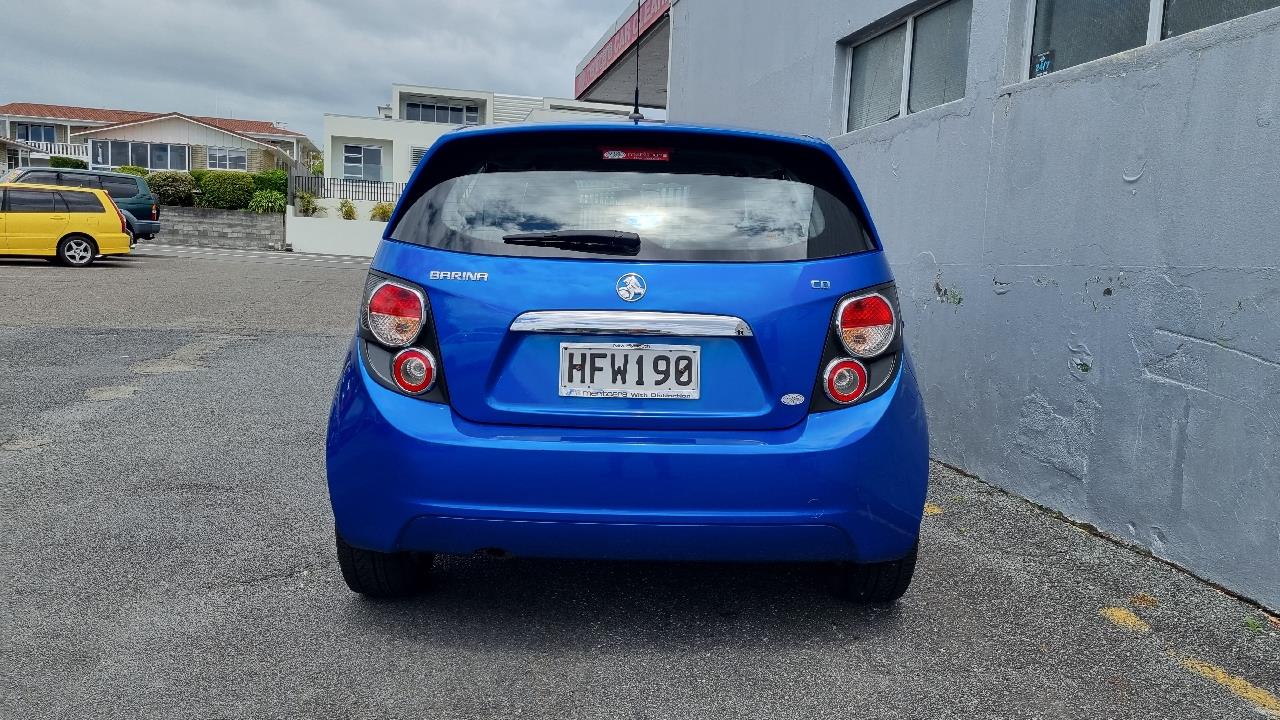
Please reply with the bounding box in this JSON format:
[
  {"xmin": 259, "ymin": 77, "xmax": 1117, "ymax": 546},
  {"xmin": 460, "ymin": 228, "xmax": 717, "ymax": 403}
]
[{"xmin": 509, "ymin": 311, "xmax": 753, "ymax": 337}]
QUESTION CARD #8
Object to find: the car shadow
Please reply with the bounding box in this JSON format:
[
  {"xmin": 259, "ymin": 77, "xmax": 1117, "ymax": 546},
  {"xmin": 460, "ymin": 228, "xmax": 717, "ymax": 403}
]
[
  {"xmin": 341, "ymin": 555, "xmax": 905, "ymax": 650},
  {"xmin": 0, "ymin": 256, "xmax": 140, "ymax": 269}
]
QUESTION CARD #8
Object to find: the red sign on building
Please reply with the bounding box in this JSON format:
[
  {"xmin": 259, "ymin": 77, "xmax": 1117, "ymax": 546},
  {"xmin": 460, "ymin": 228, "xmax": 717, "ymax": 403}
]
[{"xmin": 575, "ymin": 0, "xmax": 671, "ymax": 98}]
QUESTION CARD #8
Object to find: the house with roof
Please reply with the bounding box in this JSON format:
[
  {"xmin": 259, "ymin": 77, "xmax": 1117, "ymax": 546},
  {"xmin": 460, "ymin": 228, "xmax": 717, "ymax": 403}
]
[{"xmin": 0, "ymin": 102, "xmax": 317, "ymax": 173}]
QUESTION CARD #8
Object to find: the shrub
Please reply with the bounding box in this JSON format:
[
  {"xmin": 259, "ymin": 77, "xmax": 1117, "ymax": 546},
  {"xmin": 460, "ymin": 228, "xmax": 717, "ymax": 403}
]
[
  {"xmin": 369, "ymin": 202, "xmax": 394, "ymax": 222},
  {"xmin": 294, "ymin": 191, "xmax": 325, "ymax": 217},
  {"xmin": 248, "ymin": 189, "xmax": 287, "ymax": 214},
  {"xmin": 195, "ymin": 170, "xmax": 257, "ymax": 210},
  {"xmin": 338, "ymin": 199, "xmax": 357, "ymax": 220},
  {"xmin": 50, "ymin": 156, "xmax": 88, "ymax": 169},
  {"xmin": 307, "ymin": 156, "xmax": 324, "ymax": 177},
  {"xmin": 188, "ymin": 168, "xmax": 210, "ymax": 185},
  {"xmin": 146, "ymin": 171, "xmax": 196, "ymax": 206},
  {"xmin": 116, "ymin": 165, "xmax": 149, "ymax": 177},
  {"xmin": 253, "ymin": 168, "xmax": 288, "ymax": 195}
]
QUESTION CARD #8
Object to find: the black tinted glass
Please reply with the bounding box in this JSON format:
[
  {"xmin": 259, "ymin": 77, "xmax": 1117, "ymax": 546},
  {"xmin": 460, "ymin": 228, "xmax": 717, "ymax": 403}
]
[
  {"xmin": 58, "ymin": 173, "xmax": 101, "ymax": 189},
  {"xmin": 19, "ymin": 171, "xmax": 59, "ymax": 184},
  {"xmin": 390, "ymin": 132, "xmax": 874, "ymax": 262},
  {"xmin": 60, "ymin": 191, "xmax": 104, "ymax": 212},
  {"xmin": 7, "ymin": 189, "xmax": 60, "ymax": 212},
  {"xmin": 102, "ymin": 176, "xmax": 140, "ymax": 199}
]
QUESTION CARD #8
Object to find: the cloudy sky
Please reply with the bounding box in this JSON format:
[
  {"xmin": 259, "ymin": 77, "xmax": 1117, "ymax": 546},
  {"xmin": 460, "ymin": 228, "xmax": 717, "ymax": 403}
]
[{"xmin": 4, "ymin": 0, "xmax": 625, "ymax": 140}]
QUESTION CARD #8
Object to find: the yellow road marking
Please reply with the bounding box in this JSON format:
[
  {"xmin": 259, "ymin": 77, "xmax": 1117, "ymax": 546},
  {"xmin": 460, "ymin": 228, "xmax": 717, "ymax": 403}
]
[
  {"xmin": 1099, "ymin": 606, "xmax": 1150, "ymax": 632},
  {"xmin": 1178, "ymin": 656, "xmax": 1280, "ymax": 716},
  {"xmin": 1128, "ymin": 593, "xmax": 1158, "ymax": 608},
  {"xmin": 923, "ymin": 502, "xmax": 944, "ymax": 516}
]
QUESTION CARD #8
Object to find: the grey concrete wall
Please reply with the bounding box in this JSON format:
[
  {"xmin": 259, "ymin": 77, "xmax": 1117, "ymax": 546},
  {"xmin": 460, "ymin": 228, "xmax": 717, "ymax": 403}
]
[
  {"xmin": 668, "ymin": 0, "xmax": 1280, "ymax": 608},
  {"xmin": 156, "ymin": 206, "xmax": 286, "ymax": 251}
]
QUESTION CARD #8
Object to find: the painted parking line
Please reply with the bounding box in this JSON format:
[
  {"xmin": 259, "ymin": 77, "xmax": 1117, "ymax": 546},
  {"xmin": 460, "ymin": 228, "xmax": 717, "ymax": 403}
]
[
  {"xmin": 142, "ymin": 243, "xmax": 369, "ymax": 262},
  {"xmin": 1177, "ymin": 655, "xmax": 1280, "ymax": 717},
  {"xmin": 141, "ymin": 245, "xmax": 369, "ymax": 263},
  {"xmin": 135, "ymin": 246, "xmax": 368, "ymax": 267}
]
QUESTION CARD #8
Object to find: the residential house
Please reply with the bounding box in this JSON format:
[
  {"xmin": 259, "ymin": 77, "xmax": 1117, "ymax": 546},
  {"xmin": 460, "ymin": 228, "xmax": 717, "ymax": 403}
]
[
  {"xmin": 0, "ymin": 103, "xmax": 318, "ymax": 172},
  {"xmin": 1, "ymin": 137, "xmax": 51, "ymax": 171},
  {"xmin": 323, "ymin": 85, "xmax": 635, "ymax": 185}
]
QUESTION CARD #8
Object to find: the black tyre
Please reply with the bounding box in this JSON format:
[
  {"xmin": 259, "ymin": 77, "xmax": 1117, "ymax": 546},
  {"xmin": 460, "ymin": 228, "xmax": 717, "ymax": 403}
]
[
  {"xmin": 833, "ymin": 542, "xmax": 918, "ymax": 603},
  {"xmin": 57, "ymin": 235, "xmax": 97, "ymax": 267},
  {"xmin": 335, "ymin": 530, "xmax": 432, "ymax": 598}
]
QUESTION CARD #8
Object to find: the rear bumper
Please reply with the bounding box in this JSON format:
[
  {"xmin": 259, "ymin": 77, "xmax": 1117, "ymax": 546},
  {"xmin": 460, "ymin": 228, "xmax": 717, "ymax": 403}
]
[
  {"xmin": 131, "ymin": 219, "xmax": 161, "ymax": 238},
  {"xmin": 326, "ymin": 341, "xmax": 929, "ymax": 563}
]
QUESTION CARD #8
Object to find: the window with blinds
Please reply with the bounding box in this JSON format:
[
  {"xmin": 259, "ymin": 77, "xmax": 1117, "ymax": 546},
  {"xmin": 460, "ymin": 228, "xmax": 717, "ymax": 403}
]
[
  {"xmin": 847, "ymin": 25, "xmax": 906, "ymax": 132},
  {"xmin": 845, "ymin": 0, "xmax": 973, "ymax": 133},
  {"xmin": 908, "ymin": 0, "xmax": 973, "ymax": 113},
  {"xmin": 410, "ymin": 146, "xmax": 430, "ymax": 167}
]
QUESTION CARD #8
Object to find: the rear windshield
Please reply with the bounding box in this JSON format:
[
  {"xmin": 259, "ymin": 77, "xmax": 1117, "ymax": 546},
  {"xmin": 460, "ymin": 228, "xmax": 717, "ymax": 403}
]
[{"xmin": 389, "ymin": 131, "xmax": 875, "ymax": 262}]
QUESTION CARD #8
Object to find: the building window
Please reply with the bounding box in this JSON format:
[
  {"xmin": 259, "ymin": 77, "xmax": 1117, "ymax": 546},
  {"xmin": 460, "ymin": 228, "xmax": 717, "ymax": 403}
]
[
  {"xmin": 343, "ymin": 144, "xmax": 383, "ymax": 181},
  {"xmin": 1029, "ymin": 0, "xmax": 1148, "ymax": 77},
  {"xmin": 89, "ymin": 140, "xmax": 189, "ymax": 171},
  {"xmin": 13, "ymin": 123, "xmax": 57, "ymax": 143},
  {"xmin": 1162, "ymin": 0, "xmax": 1280, "ymax": 38},
  {"xmin": 404, "ymin": 102, "xmax": 481, "ymax": 125},
  {"xmin": 208, "ymin": 147, "xmax": 248, "ymax": 171},
  {"xmin": 846, "ymin": 0, "xmax": 973, "ymax": 132},
  {"xmin": 1029, "ymin": 0, "xmax": 1280, "ymax": 77}
]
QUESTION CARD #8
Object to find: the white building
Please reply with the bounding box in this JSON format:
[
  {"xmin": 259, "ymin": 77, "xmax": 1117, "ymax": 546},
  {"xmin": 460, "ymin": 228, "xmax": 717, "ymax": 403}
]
[{"xmin": 322, "ymin": 85, "xmax": 634, "ymax": 184}]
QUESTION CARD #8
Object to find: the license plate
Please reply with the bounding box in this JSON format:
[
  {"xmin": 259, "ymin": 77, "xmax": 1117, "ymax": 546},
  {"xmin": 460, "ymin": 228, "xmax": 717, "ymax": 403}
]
[{"xmin": 559, "ymin": 343, "xmax": 700, "ymax": 399}]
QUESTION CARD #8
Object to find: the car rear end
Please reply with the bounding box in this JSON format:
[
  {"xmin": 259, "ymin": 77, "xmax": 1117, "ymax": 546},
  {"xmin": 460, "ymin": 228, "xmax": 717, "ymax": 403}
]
[{"xmin": 326, "ymin": 124, "xmax": 928, "ymax": 597}]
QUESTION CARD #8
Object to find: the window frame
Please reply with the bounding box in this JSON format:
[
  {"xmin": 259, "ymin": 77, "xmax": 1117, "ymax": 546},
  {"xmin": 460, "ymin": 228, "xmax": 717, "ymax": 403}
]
[
  {"xmin": 1020, "ymin": 0, "xmax": 1280, "ymax": 80},
  {"xmin": 842, "ymin": 0, "xmax": 971, "ymax": 133},
  {"xmin": 342, "ymin": 143, "xmax": 383, "ymax": 181},
  {"xmin": 89, "ymin": 139, "xmax": 189, "ymax": 171},
  {"xmin": 14, "ymin": 123, "xmax": 57, "ymax": 143},
  {"xmin": 207, "ymin": 146, "xmax": 248, "ymax": 171},
  {"xmin": 404, "ymin": 101, "xmax": 482, "ymax": 126}
]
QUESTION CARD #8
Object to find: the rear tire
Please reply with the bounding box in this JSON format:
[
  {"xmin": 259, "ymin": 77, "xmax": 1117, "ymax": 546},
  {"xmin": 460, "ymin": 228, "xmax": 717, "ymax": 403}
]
[
  {"xmin": 335, "ymin": 530, "xmax": 432, "ymax": 598},
  {"xmin": 57, "ymin": 235, "xmax": 97, "ymax": 267},
  {"xmin": 833, "ymin": 542, "xmax": 918, "ymax": 603}
]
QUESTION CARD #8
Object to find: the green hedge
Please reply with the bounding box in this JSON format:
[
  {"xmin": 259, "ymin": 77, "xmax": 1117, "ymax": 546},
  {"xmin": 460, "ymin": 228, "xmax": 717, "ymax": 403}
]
[
  {"xmin": 369, "ymin": 202, "xmax": 394, "ymax": 222},
  {"xmin": 146, "ymin": 171, "xmax": 197, "ymax": 206},
  {"xmin": 50, "ymin": 156, "xmax": 88, "ymax": 169},
  {"xmin": 116, "ymin": 165, "xmax": 149, "ymax": 177},
  {"xmin": 195, "ymin": 170, "xmax": 257, "ymax": 210},
  {"xmin": 253, "ymin": 168, "xmax": 287, "ymax": 195},
  {"xmin": 248, "ymin": 189, "xmax": 287, "ymax": 214}
]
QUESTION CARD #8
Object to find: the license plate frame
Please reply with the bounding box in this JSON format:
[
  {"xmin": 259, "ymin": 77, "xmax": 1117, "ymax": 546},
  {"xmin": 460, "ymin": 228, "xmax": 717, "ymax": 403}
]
[{"xmin": 558, "ymin": 342, "xmax": 700, "ymax": 400}]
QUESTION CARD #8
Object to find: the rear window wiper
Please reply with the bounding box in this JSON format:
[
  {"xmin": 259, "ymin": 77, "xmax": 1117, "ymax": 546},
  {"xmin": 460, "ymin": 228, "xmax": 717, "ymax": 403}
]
[{"xmin": 503, "ymin": 230, "xmax": 641, "ymax": 257}]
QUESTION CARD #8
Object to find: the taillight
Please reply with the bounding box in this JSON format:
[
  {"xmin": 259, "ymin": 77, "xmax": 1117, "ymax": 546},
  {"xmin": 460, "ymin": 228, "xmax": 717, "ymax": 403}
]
[
  {"xmin": 811, "ymin": 285, "xmax": 902, "ymax": 410},
  {"xmin": 151, "ymin": 204, "xmax": 158, "ymax": 221},
  {"xmin": 112, "ymin": 202, "xmax": 126, "ymax": 233},
  {"xmin": 391, "ymin": 348, "xmax": 437, "ymax": 394},
  {"xmin": 824, "ymin": 358, "xmax": 869, "ymax": 404},
  {"xmin": 366, "ymin": 281, "xmax": 424, "ymax": 348},
  {"xmin": 834, "ymin": 293, "xmax": 895, "ymax": 358}
]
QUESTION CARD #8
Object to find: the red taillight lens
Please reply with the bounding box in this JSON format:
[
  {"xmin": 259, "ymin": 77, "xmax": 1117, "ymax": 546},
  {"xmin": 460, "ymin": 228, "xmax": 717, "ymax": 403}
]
[
  {"xmin": 824, "ymin": 358, "xmax": 868, "ymax": 404},
  {"xmin": 151, "ymin": 204, "xmax": 158, "ymax": 221},
  {"xmin": 392, "ymin": 348, "xmax": 436, "ymax": 394},
  {"xmin": 835, "ymin": 293, "xmax": 895, "ymax": 358},
  {"xmin": 366, "ymin": 282, "xmax": 424, "ymax": 347}
]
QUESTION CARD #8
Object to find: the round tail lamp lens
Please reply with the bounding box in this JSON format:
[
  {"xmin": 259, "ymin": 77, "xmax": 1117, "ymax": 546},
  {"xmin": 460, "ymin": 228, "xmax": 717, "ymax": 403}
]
[
  {"xmin": 824, "ymin": 358, "xmax": 868, "ymax": 404},
  {"xmin": 835, "ymin": 293, "xmax": 895, "ymax": 358},
  {"xmin": 392, "ymin": 348, "xmax": 436, "ymax": 394},
  {"xmin": 367, "ymin": 282, "xmax": 424, "ymax": 347}
]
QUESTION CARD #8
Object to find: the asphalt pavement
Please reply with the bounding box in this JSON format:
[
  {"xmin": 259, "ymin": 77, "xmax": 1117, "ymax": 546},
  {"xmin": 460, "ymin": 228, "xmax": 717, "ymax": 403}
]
[{"xmin": 1, "ymin": 245, "xmax": 1278, "ymax": 719}]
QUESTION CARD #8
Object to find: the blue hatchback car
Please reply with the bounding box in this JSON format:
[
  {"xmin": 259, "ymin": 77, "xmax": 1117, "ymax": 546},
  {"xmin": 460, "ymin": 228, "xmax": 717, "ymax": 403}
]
[{"xmin": 326, "ymin": 123, "xmax": 929, "ymax": 602}]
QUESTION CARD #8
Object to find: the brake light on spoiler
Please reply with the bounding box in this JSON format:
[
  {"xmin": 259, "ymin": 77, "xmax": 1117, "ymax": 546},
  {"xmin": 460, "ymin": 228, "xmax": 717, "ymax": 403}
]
[{"xmin": 601, "ymin": 147, "xmax": 671, "ymax": 162}]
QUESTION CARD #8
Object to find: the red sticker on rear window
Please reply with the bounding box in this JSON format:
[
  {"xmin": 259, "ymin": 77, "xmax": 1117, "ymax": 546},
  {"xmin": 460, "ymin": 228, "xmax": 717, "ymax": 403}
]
[{"xmin": 601, "ymin": 148, "xmax": 671, "ymax": 161}]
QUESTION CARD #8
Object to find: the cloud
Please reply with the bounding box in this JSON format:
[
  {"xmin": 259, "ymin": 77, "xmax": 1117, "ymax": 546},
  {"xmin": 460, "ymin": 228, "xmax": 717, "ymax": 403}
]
[{"xmin": 3, "ymin": 0, "xmax": 624, "ymax": 140}]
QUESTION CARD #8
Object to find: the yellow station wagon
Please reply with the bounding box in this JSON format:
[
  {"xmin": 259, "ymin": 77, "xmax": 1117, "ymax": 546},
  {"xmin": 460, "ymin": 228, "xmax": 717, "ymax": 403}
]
[{"xmin": 0, "ymin": 182, "xmax": 132, "ymax": 267}]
